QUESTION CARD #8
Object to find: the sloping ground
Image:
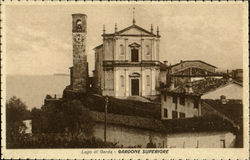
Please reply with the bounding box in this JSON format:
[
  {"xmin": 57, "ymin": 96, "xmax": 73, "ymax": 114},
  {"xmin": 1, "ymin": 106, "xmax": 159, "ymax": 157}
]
[
  {"xmin": 161, "ymin": 115, "xmax": 237, "ymax": 134},
  {"xmin": 80, "ymin": 94, "xmax": 237, "ymax": 134},
  {"xmin": 119, "ymin": 96, "xmax": 151, "ymax": 103},
  {"xmin": 90, "ymin": 111, "xmax": 165, "ymax": 132},
  {"xmin": 81, "ymin": 94, "xmax": 161, "ymax": 119},
  {"xmin": 89, "ymin": 109, "xmax": 236, "ymax": 134}
]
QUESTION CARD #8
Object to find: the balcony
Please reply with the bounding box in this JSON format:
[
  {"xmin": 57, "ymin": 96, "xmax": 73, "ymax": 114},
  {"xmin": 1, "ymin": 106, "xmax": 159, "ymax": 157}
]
[{"xmin": 103, "ymin": 60, "xmax": 161, "ymax": 68}]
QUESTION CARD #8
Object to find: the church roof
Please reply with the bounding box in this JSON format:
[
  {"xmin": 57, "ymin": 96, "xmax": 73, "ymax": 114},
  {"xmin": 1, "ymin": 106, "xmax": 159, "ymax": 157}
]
[{"xmin": 103, "ymin": 24, "xmax": 160, "ymax": 37}]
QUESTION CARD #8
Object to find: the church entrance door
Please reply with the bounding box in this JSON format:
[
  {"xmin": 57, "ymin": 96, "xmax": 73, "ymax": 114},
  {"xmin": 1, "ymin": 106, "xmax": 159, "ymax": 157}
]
[
  {"xmin": 131, "ymin": 49, "xmax": 139, "ymax": 62},
  {"xmin": 131, "ymin": 79, "xmax": 139, "ymax": 96}
]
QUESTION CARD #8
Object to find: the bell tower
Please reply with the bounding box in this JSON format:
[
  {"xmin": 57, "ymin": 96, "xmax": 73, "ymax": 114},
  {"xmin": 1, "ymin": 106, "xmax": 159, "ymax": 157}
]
[{"xmin": 71, "ymin": 14, "xmax": 88, "ymax": 93}]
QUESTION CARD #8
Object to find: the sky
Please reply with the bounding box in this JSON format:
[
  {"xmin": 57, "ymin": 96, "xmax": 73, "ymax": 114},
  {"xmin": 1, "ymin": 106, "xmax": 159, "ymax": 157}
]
[{"xmin": 4, "ymin": 3, "xmax": 246, "ymax": 75}]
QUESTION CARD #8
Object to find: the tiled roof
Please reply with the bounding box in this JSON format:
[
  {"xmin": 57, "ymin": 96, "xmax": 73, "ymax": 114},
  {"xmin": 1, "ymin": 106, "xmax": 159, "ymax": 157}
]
[
  {"xmin": 169, "ymin": 60, "xmax": 217, "ymax": 69},
  {"xmin": 203, "ymin": 99, "xmax": 243, "ymax": 126},
  {"xmin": 167, "ymin": 78, "xmax": 240, "ymax": 96}
]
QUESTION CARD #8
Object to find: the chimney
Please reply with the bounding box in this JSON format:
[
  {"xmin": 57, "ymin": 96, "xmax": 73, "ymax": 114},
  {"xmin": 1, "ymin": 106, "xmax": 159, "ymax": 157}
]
[
  {"xmin": 184, "ymin": 84, "xmax": 193, "ymax": 93},
  {"xmin": 168, "ymin": 80, "xmax": 175, "ymax": 91},
  {"xmin": 188, "ymin": 84, "xmax": 193, "ymax": 93},
  {"xmin": 163, "ymin": 60, "xmax": 168, "ymax": 66},
  {"xmin": 220, "ymin": 95, "xmax": 227, "ymax": 104}
]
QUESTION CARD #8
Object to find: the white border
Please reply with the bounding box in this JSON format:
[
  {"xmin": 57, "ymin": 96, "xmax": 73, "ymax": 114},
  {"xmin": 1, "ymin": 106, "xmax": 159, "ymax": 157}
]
[{"xmin": 1, "ymin": 1, "xmax": 249, "ymax": 159}]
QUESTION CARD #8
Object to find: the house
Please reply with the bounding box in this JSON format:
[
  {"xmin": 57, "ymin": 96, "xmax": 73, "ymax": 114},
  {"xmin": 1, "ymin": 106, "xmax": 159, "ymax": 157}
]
[
  {"xmin": 160, "ymin": 78, "xmax": 243, "ymax": 120},
  {"xmin": 162, "ymin": 60, "xmax": 223, "ymax": 87},
  {"xmin": 231, "ymin": 69, "xmax": 243, "ymax": 83},
  {"xmin": 160, "ymin": 83, "xmax": 202, "ymax": 120},
  {"xmin": 199, "ymin": 79, "xmax": 243, "ymax": 100},
  {"xmin": 93, "ymin": 18, "xmax": 161, "ymax": 98},
  {"xmin": 201, "ymin": 99, "xmax": 243, "ymax": 147},
  {"xmin": 201, "ymin": 99, "xmax": 243, "ymax": 129}
]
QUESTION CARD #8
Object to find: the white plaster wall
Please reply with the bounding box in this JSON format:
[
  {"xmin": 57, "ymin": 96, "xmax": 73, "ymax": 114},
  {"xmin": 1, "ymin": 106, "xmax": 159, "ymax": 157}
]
[
  {"xmin": 166, "ymin": 132, "xmax": 235, "ymax": 148},
  {"xmin": 93, "ymin": 123, "xmax": 236, "ymax": 148},
  {"xmin": 23, "ymin": 120, "xmax": 32, "ymax": 134},
  {"xmin": 202, "ymin": 83, "xmax": 243, "ymax": 100},
  {"xmin": 161, "ymin": 95, "xmax": 200, "ymax": 119}
]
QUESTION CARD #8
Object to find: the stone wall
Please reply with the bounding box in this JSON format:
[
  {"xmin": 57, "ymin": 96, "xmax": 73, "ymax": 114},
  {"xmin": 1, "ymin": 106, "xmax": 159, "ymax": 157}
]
[
  {"xmin": 93, "ymin": 122, "xmax": 236, "ymax": 148},
  {"xmin": 71, "ymin": 14, "xmax": 88, "ymax": 93}
]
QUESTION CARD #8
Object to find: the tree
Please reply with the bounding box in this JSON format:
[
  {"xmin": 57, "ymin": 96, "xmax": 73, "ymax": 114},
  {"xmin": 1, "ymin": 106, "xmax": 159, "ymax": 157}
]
[
  {"xmin": 32, "ymin": 99, "xmax": 94, "ymax": 139},
  {"xmin": 6, "ymin": 96, "xmax": 29, "ymax": 123},
  {"xmin": 6, "ymin": 96, "xmax": 30, "ymax": 148},
  {"xmin": 60, "ymin": 100, "xmax": 94, "ymax": 139}
]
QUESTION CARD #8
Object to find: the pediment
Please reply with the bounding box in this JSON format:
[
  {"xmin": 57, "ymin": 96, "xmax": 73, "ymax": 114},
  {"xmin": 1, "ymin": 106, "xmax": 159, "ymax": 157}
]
[
  {"xmin": 129, "ymin": 72, "xmax": 140, "ymax": 77},
  {"xmin": 128, "ymin": 42, "xmax": 141, "ymax": 48},
  {"xmin": 116, "ymin": 25, "xmax": 155, "ymax": 36}
]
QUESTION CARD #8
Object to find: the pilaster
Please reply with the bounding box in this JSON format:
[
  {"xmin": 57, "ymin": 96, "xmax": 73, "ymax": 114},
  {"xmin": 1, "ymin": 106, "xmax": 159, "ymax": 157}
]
[
  {"xmin": 142, "ymin": 69, "xmax": 145, "ymax": 95},
  {"xmin": 151, "ymin": 68, "xmax": 156, "ymax": 95},
  {"xmin": 125, "ymin": 69, "xmax": 129, "ymax": 96}
]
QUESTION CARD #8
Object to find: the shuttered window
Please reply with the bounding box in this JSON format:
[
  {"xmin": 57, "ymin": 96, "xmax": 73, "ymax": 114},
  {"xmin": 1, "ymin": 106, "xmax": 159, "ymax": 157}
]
[{"xmin": 172, "ymin": 111, "xmax": 178, "ymax": 119}]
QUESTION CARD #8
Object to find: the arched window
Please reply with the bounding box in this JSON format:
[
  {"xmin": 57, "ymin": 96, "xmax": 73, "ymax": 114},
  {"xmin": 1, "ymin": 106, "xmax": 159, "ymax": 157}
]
[
  {"xmin": 76, "ymin": 19, "xmax": 82, "ymax": 25},
  {"xmin": 120, "ymin": 44, "xmax": 124, "ymax": 55},
  {"xmin": 146, "ymin": 75, "xmax": 150, "ymax": 86},
  {"xmin": 120, "ymin": 75, "xmax": 125, "ymax": 87},
  {"xmin": 76, "ymin": 19, "xmax": 82, "ymax": 31}
]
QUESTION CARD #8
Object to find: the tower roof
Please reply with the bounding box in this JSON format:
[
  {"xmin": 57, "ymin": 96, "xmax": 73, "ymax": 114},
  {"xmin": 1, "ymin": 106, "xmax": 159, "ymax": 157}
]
[{"xmin": 72, "ymin": 13, "xmax": 87, "ymax": 17}]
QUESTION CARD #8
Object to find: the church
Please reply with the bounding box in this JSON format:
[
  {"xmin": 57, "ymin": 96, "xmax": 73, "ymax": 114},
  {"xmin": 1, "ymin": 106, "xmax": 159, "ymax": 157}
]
[{"xmin": 93, "ymin": 18, "xmax": 161, "ymax": 98}]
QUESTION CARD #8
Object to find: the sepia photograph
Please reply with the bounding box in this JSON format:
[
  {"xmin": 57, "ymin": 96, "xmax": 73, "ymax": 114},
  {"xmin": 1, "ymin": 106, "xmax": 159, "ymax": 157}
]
[{"xmin": 1, "ymin": 1, "xmax": 249, "ymax": 159}]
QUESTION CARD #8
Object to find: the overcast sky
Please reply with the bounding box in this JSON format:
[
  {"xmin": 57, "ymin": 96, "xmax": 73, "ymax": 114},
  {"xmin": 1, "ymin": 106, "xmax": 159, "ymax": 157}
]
[{"xmin": 5, "ymin": 3, "xmax": 246, "ymax": 75}]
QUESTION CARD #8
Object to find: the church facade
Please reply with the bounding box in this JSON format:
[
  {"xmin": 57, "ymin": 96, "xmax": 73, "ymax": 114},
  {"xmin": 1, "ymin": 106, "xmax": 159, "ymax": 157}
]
[{"xmin": 93, "ymin": 20, "xmax": 161, "ymax": 97}]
